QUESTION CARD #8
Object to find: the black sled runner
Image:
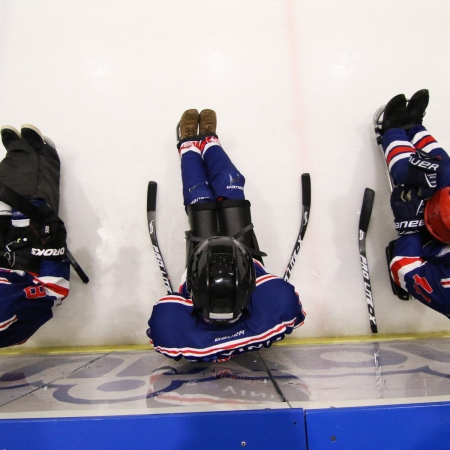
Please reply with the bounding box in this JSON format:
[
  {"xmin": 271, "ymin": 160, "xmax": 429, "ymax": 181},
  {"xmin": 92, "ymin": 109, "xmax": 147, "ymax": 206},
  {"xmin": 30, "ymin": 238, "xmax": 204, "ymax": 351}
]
[{"xmin": 373, "ymin": 105, "xmax": 410, "ymax": 301}]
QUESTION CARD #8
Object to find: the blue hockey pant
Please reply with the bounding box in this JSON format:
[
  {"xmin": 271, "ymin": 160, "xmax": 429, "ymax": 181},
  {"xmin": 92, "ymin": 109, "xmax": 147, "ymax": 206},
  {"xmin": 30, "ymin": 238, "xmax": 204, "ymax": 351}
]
[{"xmin": 178, "ymin": 135, "xmax": 245, "ymax": 206}]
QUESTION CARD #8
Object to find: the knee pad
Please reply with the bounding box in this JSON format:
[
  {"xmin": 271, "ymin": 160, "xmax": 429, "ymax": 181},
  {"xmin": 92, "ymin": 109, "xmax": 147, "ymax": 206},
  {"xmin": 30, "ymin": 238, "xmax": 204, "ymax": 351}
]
[{"xmin": 217, "ymin": 199, "xmax": 266, "ymax": 262}]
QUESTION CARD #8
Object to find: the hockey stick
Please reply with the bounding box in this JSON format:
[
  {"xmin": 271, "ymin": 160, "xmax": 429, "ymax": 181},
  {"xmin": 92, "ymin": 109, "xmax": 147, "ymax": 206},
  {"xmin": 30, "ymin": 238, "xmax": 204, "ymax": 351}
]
[
  {"xmin": 0, "ymin": 181, "xmax": 89, "ymax": 283},
  {"xmin": 283, "ymin": 173, "xmax": 311, "ymax": 281},
  {"xmin": 147, "ymin": 181, "xmax": 173, "ymax": 294},
  {"xmin": 359, "ymin": 187, "xmax": 377, "ymax": 333}
]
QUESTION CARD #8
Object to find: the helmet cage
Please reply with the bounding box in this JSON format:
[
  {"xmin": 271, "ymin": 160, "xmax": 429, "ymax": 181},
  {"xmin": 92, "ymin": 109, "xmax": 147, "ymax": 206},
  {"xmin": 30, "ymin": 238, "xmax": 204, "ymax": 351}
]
[{"xmin": 187, "ymin": 237, "xmax": 255, "ymax": 324}]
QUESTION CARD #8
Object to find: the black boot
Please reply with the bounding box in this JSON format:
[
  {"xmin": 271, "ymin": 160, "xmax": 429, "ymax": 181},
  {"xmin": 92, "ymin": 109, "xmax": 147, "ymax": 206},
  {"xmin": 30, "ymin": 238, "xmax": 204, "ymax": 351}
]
[
  {"xmin": 405, "ymin": 89, "xmax": 429, "ymax": 128},
  {"xmin": 1, "ymin": 126, "xmax": 21, "ymax": 152},
  {"xmin": 20, "ymin": 124, "xmax": 45, "ymax": 151},
  {"xmin": 381, "ymin": 94, "xmax": 407, "ymax": 135}
]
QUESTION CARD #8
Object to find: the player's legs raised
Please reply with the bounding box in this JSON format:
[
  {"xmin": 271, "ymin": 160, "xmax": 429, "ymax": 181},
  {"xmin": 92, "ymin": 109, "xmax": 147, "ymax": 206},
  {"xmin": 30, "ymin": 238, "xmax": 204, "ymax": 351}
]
[
  {"xmin": 198, "ymin": 110, "xmax": 246, "ymax": 201},
  {"xmin": 177, "ymin": 109, "xmax": 214, "ymax": 206}
]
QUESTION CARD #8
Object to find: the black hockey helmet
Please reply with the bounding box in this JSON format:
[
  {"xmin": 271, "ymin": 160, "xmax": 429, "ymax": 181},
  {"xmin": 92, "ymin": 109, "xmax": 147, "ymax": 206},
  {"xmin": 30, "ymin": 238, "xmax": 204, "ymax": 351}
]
[{"xmin": 187, "ymin": 236, "xmax": 256, "ymax": 324}]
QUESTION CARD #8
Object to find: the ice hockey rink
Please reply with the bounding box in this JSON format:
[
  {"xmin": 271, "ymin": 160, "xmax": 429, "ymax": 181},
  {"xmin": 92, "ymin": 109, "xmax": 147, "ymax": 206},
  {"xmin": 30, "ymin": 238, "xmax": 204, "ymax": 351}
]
[{"xmin": 1, "ymin": 1, "xmax": 450, "ymax": 448}]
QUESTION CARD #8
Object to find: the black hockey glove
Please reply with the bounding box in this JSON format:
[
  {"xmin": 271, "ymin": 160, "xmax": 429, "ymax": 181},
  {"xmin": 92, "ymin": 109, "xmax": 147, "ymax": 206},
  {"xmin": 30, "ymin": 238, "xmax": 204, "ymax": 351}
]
[
  {"xmin": 403, "ymin": 149, "xmax": 441, "ymax": 200},
  {"xmin": 390, "ymin": 185, "xmax": 426, "ymax": 235},
  {"xmin": 3, "ymin": 204, "xmax": 67, "ymax": 271}
]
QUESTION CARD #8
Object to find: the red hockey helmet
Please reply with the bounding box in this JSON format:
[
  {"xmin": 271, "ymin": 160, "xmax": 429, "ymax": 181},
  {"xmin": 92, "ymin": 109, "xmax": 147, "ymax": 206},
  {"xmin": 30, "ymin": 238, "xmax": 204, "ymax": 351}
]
[{"xmin": 425, "ymin": 187, "xmax": 450, "ymax": 243}]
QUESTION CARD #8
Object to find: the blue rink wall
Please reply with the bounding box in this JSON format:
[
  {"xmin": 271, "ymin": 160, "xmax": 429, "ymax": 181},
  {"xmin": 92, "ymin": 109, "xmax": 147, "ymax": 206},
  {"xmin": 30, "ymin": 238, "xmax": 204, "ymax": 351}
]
[
  {"xmin": 1, "ymin": 403, "xmax": 450, "ymax": 450},
  {"xmin": 2, "ymin": 337, "xmax": 450, "ymax": 450}
]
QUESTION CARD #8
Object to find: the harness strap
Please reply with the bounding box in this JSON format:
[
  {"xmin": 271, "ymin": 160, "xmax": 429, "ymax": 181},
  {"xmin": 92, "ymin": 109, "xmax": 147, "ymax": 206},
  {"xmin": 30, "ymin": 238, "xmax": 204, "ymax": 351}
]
[{"xmin": 186, "ymin": 223, "xmax": 267, "ymax": 257}]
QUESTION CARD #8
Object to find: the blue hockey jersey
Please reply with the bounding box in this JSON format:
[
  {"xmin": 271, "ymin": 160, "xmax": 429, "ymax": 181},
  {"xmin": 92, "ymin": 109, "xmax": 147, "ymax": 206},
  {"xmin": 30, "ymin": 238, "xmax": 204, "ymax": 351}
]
[
  {"xmin": 390, "ymin": 234, "xmax": 450, "ymax": 319},
  {"xmin": 0, "ymin": 260, "xmax": 70, "ymax": 347},
  {"xmin": 147, "ymin": 259, "xmax": 306, "ymax": 363}
]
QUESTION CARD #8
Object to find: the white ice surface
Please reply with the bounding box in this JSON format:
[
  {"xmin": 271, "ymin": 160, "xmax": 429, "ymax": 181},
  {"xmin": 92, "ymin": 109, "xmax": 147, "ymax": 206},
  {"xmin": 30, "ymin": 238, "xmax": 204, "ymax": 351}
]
[{"xmin": 0, "ymin": 0, "xmax": 450, "ymax": 347}]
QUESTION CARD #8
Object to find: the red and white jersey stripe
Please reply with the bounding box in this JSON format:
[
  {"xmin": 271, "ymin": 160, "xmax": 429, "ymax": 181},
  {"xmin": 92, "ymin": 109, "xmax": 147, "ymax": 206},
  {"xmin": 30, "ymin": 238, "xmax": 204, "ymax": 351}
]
[
  {"xmin": 411, "ymin": 131, "xmax": 440, "ymax": 153},
  {"xmin": 179, "ymin": 140, "xmax": 201, "ymax": 157},
  {"xmin": 157, "ymin": 295, "xmax": 194, "ymax": 307},
  {"xmin": 200, "ymin": 136, "xmax": 221, "ymax": 158},
  {"xmin": 36, "ymin": 276, "xmax": 70, "ymax": 301},
  {"xmin": 390, "ymin": 256, "xmax": 424, "ymax": 290},
  {"xmin": 256, "ymin": 274, "xmax": 279, "ymax": 286},
  {"xmin": 384, "ymin": 140, "xmax": 415, "ymax": 171},
  {"xmin": 0, "ymin": 315, "xmax": 18, "ymax": 331},
  {"xmin": 154, "ymin": 317, "xmax": 299, "ymax": 360}
]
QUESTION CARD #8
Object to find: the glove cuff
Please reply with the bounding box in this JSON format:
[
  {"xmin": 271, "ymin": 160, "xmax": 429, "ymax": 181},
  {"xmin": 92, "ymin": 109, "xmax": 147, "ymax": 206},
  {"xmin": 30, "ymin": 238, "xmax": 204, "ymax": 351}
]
[{"xmin": 0, "ymin": 215, "xmax": 11, "ymax": 248}]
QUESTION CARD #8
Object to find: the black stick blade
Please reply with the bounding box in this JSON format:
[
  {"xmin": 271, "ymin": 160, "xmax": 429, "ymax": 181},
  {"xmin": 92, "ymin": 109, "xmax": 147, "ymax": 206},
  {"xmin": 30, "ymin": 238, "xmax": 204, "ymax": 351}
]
[
  {"xmin": 282, "ymin": 173, "xmax": 311, "ymax": 282},
  {"xmin": 66, "ymin": 250, "xmax": 89, "ymax": 284},
  {"xmin": 301, "ymin": 173, "xmax": 311, "ymax": 208},
  {"xmin": 359, "ymin": 188, "xmax": 375, "ymax": 233},
  {"xmin": 358, "ymin": 187, "xmax": 378, "ymax": 334},
  {"xmin": 147, "ymin": 181, "xmax": 157, "ymax": 213}
]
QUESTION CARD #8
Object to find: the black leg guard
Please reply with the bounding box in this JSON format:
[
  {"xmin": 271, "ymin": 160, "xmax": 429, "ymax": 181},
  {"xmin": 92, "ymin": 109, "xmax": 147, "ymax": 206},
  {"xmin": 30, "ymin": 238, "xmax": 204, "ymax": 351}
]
[
  {"xmin": 0, "ymin": 138, "xmax": 61, "ymax": 272},
  {"xmin": 187, "ymin": 202, "xmax": 219, "ymax": 239},
  {"xmin": 36, "ymin": 141, "xmax": 61, "ymax": 214},
  {"xmin": 217, "ymin": 199, "xmax": 266, "ymax": 263},
  {"xmin": 185, "ymin": 202, "xmax": 219, "ymax": 266},
  {"xmin": 0, "ymin": 140, "xmax": 39, "ymax": 200},
  {"xmin": 386, "ymin": 240, "xmax": 409, "ymax": 300},
  {"xmin": 0, "ymin": 139, "xmax": 60, "ymax": 213}
]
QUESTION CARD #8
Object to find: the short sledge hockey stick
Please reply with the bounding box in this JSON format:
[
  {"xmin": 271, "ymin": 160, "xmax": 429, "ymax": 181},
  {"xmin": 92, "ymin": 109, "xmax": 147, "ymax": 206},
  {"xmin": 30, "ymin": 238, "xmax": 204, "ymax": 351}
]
[
  {"xmin": 359, "ymin": 187, "xmax": 378, "ymax": 334},
  {"xmin": 147, "ymin": 181, "xmax": 173, "ymax": 294},
  {"xmin": 283, "ymin": 173, "xmax": 311, "ymax": 281},
  {"xmin": 0, "ymin": 181, "xmax": 89, "ymax": 283}
]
